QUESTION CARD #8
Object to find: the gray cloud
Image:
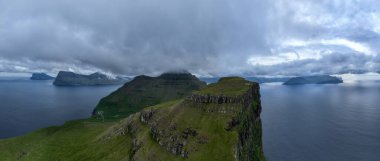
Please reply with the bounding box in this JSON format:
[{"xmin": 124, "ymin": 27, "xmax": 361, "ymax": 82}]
[
  {"xmin": 248, "ymin": 52, "xmax": 378, "ymax": 76},
  {"xmin": 0, "ymin": 0, "xmax": 379, "ymax": 76}
]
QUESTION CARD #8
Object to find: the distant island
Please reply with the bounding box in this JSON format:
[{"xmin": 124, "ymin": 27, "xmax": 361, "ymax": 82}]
[
  {"xmin": 246, "ymin": 76, "xmax": 291, "ymax": 83},
  {"xmin": 53, "ymin": 71, "xmax": 126, "ymax": 86},
  {"xmin": 30, "ymin": 73, "xmax": 55, "ymax": 80},
  {"xmin": 283, "ymin": 75, "xmax": 343, "ymax": 85}
]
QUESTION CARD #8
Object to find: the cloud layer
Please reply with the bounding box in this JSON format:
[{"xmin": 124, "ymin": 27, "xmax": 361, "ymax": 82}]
[{"xmin": 0, "ymin": 0, "xmax": 379, "ymax": 76}]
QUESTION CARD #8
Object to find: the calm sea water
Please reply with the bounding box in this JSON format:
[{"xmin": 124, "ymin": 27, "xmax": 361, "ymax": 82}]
[
  {"xmin": 0, "ymin": 78, "xmax": 120, "ymax": 139},
  {"xmin": 261, "ymin": 83, "xmax": 380, "ymax": 161}
]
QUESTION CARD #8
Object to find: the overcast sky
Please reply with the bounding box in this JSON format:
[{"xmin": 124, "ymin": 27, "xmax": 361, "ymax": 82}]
[{"xmin": 0, "ymin": 0, "xmax": 380, "ymax": 76}]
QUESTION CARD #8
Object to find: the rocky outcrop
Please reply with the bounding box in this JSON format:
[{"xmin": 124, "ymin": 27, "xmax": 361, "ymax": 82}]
[
  {"xmin": 53, "ymin": 71, "xmax": 125, "ymax": 86},
  {"xmin": 141, "ymin": 82, "xmax": 264, "ymax": 160},
  {"xmin": 237, "ymin": 85, "xmax": 265, "ymax": 161},
  {"xmin": 187, "ymin": 83, "xmax": 260, "ymax": 106}
]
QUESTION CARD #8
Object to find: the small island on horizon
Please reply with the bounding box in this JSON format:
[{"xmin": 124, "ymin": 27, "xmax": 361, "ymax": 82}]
[
  {"xmin": 283, "ymin": 75, "xmax": 343, "ymax": 85},
  {"xmin": 30, "ymin": 73, "xmax": 55, "ymax": 80},
  {"xmin": 53, "ymin": 71, "xmax": 127, "ymax": 86}
]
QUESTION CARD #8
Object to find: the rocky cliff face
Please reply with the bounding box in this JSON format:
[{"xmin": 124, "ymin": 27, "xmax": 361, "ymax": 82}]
[
  {"xmin": 101, "ymin": 77, "xmax": 265, "ymax": 161},
  {"xmin": 187, "ymin": 82, "xmax": 264, "ymax": 160}
]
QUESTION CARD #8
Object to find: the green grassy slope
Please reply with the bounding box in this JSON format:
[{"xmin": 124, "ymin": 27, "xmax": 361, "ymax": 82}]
[
  {"xmin": 0, "ymin": 120, "xmax": 132, "ymax": 161},
  {"xmin": 0, "ymin": 77, "xmax": 265, "ymax": 161},
  {"xmin": 93, "ymin": 72, "xmax": 206, "ymax": 120},
  {"xmin": 195, "ymin": 77, "xmax": 252, "ymax": 96}
]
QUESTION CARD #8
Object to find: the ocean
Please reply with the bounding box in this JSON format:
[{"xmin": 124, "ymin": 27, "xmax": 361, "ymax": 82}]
[
  {"xmin": 261, "ymin": 83, "xmax": 380, "ymax": 161},
  {"xmin": 0, "ymin": 77, "xmax": 120, "ymax": 138}
]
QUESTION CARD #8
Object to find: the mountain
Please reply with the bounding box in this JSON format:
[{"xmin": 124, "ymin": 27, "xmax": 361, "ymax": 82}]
[
  {"xmin": 0, "ymin": 76, "xmax": 265, "ymax": 161},
  {"xmin": 53, "ymin": 71, "xmax": 125, "ymax": 86},
  {"xmin": 30, "ymin": 73, "xmax": 55, "ymax": 80},
  {"xmin": 93, "ymin": 72, "xmax": 207, "ymax": 120},
  {"xmin": 283, "ymin": 75, "xmax": 343, "ymax": 85}
]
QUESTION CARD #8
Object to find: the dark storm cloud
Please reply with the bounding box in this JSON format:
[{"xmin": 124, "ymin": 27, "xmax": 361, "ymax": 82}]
[
  {"xmin": 0, "ymin": 0, "xmax": 379, "ymax": 76},
  {"xmin": 0, "ymin": 0, "xmax": 271, "ymax": 75}
]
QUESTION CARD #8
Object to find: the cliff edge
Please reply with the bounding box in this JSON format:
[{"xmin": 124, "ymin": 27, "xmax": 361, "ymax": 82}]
[{"xmin": 102, "ymin": 77, "xmax": 265, "ymax": 161}]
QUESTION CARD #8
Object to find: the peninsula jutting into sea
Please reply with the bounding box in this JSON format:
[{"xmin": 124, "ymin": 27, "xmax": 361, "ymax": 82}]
[
  {"xmin": 0, "ymin": 73, "xmax": 265, "ymax": 160},
  {"xmin": 1, "ymin": 0, "xmax": 380, "ymax": 160}
]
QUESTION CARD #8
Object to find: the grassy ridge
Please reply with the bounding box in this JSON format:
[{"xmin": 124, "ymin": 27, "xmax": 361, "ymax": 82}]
[
  {"xmin": 195, "ymin": 77, "xmax": 252, "ymax": 96},
  {"xmin": 0, "ymin": 120, "xmax": 132, "ymax": 160}
]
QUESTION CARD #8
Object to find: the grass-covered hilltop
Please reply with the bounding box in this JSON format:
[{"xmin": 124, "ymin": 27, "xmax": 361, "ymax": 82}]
[
  {"xmin": 93, "ymin": 72, "xmax": 207, "ymax": 120},
  {"xmin": 0, "ymin": 74, "xmax": 265, "ymax": 161}
]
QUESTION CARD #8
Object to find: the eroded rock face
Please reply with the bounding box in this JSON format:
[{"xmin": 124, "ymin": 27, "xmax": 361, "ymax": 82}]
[
  {"xmin": 146, "ymin": 117, "xmax": 194, "ymax": 158},
  {"xmin": 100, "ymin": 79, "xmax": 265, "ymax": 161},
  {"xmin": 188, "ymin": 83, "xmax": 264, "ymax": 161},
  {"xmin": 187, "ymin": 83, "xmax": 260, "ymax": 106},
  {"xmin": 143, "ymin": 83, "xmax": 264, "ymax": 160}
]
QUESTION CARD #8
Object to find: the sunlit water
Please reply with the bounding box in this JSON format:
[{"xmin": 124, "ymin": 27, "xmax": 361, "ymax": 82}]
[
  {"xmin": 261, "ymin": 82, "xmax": 380, "ymax": 161},
  {"xmin": 0, "ymin": 78, "xmax": 120, "ymax": 139}
]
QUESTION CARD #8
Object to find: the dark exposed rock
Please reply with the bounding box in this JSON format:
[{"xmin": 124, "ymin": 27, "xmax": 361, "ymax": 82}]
[
  {"xmin": 131, "ymin": 139, "xmax": 142, "ymax": 156},
  {"xmin": 17, "ymin": 150, "xmax": 28, "ymax": 160},
  {"xmin": 140, "ymin": 109, "xmax": 155, "ymax": 124},
  {"xmin": 225, "ymin": 117, "xmax": 240, "ymax": 131},
  {"xmin": 188, "ymin": 82, "xmax": 264, "ymax": 160},
  {"xmin": 181, "ymin": 128, "xmax": 198, "ymax": 139},
  {"xmin": 187, "ymin": 83, "xmax": 260, "ymax": 106},
  {"xmin": 197, "ymin": 135, "xmax": 208, "ymax": 144}
]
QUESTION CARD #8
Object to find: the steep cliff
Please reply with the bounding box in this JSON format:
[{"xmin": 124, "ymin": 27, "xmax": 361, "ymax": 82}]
[{"xmin": 102, "ymin": 77, "xmax": 265, "ymax": 161}]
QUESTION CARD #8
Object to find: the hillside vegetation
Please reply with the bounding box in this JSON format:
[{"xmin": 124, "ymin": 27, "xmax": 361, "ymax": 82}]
[{"xmin": 93, "ymin": 72, "xmax": 206, "ymax": 120}]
